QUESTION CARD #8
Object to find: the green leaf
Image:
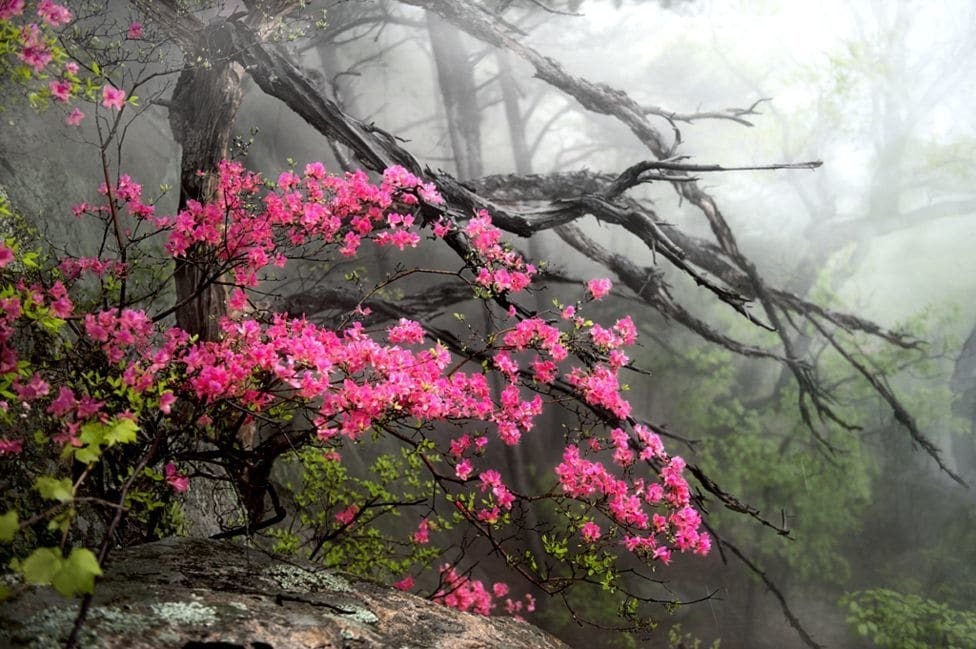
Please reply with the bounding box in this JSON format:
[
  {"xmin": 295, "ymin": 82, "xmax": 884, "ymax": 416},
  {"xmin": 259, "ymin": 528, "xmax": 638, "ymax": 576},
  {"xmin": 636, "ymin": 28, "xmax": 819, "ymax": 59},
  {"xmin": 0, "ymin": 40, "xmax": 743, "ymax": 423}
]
[
  {"xmin": 21, "ymin": 547, "xmax": 63, "ymax": 585},
  {"xmin": 80, "ymin": 421, "xmax": 107, "ymax": 446},
  {"xmin": 34, "ymin": 476, "xmax": 74, "ymax": 503},
  {"xmin": 51, "ymin": 548, "xmax": 102, "ymax": 597},
  {"xmin": 47, "ymin": 509, "xmax": 73, "ymax": 534},
  {"xmin": 38, "ymin": 315, "xmax": 64, "ymax": 334},
  {"xmin": 105, "ymin": 418, "xmax": 138, "ymax": 446},
  {"xmin": 73, "ymin": 446, "xmax": 100, "ymax": 464},
  {"xmin": 0, "ymin": 510, "xmax": 18, "ymax": 542}
]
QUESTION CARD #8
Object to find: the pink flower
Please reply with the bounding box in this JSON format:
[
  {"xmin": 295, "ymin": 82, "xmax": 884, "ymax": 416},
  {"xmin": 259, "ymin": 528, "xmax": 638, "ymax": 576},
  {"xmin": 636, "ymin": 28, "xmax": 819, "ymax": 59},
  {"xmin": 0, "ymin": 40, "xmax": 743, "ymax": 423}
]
[
  {"xmin": 335, "ymin": 504, "xmax": 359, "ymax": 526},
  {"xmin": 46, "ymin": 386, "xmax": 76, "ymax": 417},
  {"xmin": 432, "ymin": 218, "xmax": 452, "ymax": 238},
  {"xmin": 101, "ymin": 85, "xmax": 126, "ymax": 111},
  {"xmin": 14, "ymin": 373, "xmax": 49, "ymax": 401},
  {"xmin": 652, "ymin": 546, "xmax": 672, "ymax": 565},
  {"xmin": 164, "ymin": 463, "xmax": 189, "ymax": 493},
  {"xmin": 393, "ymin": 576, "xmax": 414, "ymax": 591},
  {"xmin": 0, "ymin": 242, "xmax": 14, "ymax": 267},
  {"xmin": 48, "ymin": 79, "xmax": 71, "ymax": 102},
  {"xmin": 159, "ymin": 391, "xmax": 176, "ymax": 414},
  {"xmin": 586, "ymin": 278, "xmax": 612, "ymax": 300},
  {"xmin": 127, "ymin": 21, "xmax": 142, "ymax": 39},
  {"xmin": 37, "ymin": 0, "xmax": 71, "ymax": 27},
  {"xmin": 580, "ymin": 521, "xmax": 602, "ymax": 543},
  {"xmin": 64, "ymin": 61, "xmax": 79, "ymax": 75},
  {"xmin": 228, "ymin": 288, "xmax": 248, "ymax": 312},
  {"xmin": 455, "ymin": 458, "xmax": 473, "ymax": 480},
  {"xmin": 492, "ymin": 582, "xmax": 509, "ymax": 598},
  {"xmin": 433, "ymin": 565, "xmax": 495, "ymax": 616},
  {"xmin": 0, "ymin": 438, "xmax": 23, "ymax": 456},
  {"xmin": 65, "ymin": 107, "xmax": 85, "ymax": 126},
  {"xmin": 388, "ymin": 318, "xmax": 424, "ymax": 345},
  {"xmin": 0, "ymin": 0, "xmax": 26, "ymax": 20},
  {"xmin": 411, "ymin": 518, "xmax": 430, "ymax": 544},
  {"xmin": 17, "ymin": 25, "xmax": 52, "ymax": 72}
]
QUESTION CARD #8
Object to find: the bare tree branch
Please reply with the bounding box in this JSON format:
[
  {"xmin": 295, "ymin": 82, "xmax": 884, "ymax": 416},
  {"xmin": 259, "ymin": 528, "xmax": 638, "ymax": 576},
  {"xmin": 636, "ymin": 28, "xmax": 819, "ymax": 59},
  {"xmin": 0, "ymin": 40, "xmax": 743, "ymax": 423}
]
[{"xmin": 642, "ymin": 97, "xmax": 772, "ymax": 127}]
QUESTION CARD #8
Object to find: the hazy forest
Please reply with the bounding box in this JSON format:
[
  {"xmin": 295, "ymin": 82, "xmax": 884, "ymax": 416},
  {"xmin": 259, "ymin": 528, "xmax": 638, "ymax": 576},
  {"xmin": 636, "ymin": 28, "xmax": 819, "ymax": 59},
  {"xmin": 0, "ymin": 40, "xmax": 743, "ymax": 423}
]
[{"xmin": 0, "ymin": 1, "xmax": 974, "ymax": 648}]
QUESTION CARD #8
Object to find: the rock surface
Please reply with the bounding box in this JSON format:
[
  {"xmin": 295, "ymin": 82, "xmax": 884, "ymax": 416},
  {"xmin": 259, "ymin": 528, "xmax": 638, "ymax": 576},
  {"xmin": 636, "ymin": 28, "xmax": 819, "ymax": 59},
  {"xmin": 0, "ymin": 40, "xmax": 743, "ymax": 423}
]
[{"xmin": 0, "ymin": 538, "xmax": 570, "ymax": 649}]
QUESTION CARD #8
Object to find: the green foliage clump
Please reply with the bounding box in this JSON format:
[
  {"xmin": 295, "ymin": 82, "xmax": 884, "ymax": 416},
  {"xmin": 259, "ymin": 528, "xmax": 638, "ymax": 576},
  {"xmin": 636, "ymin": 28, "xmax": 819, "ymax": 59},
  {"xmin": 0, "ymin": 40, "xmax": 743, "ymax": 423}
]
[
  {"xmin": 841, "ymin": 589, "xmax": 976, "ymax": 649},
  {"xmin": 268, "ymin": 444, "xmax": 443, "ymax": 583}
]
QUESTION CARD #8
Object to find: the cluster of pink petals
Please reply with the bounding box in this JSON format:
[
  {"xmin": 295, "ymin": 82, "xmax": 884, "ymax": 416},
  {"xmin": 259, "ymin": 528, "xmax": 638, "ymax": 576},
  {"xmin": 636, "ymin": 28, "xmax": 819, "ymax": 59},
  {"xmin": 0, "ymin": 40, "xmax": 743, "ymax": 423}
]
[
  {"xmin": 431, "ymin": 565, "xmax": 534, "ymax": 618},
  {"xmin": 5, "ymin": 2, "xmax": 74, "ymax": 76},
  {"xmin": 566, "ymin": 365, "xmax": 632, "ymax": 420},
  {"xmin": 0, "ymin": 276, "xmax": 116, "ymax": 452},
  {"xmin": 48, "ymin": 78, "xmax": 70, "ymax": 102},
  {"xmin": 466, "ymin": 211, "xmax": 536, "ymax": 294},
  {"xmin": 16, "ymin": 22, "xmax": 51, "ymax": 71},
  {"xmin": 555, "ymin": 427, "xmax": 711, "ymax": 562},
  {"xmin": 411, "ymin": 518, "xmax": 431, "ymax": 544},
  {"xmin": 0, "ymin": 1, "xmax": 27, "ymax": 20},
  {"xmin": 58, "ymin": 256, "xmax": 127, "ymax": 281},
  {"xmin": 0, "ymin": 242, "xmax": 13, "ymax": 267},
  {"xmin": 101, "ymin": 85, "xmax": 126, "ymax": 111},
  {"xmin": 144, "ymin": 161, "xmax": 440, "ymax": 288},
  {"xmin": 587, "ymin": 278, "xmax": 612, "ymax": 300},
  {"xmin": 334, "ymin": 504, "xmax": 359, "ymax": 526},
  {"xmin": 0, "ymin": 4, "xmax": 124, "ymax": 127},
  {"xmin": 84, "ymin": 309, "xmax": 153, "ymax": 363},
  {"xmin": 0, "ymin": 161, "xmax": 713, "ymax": 624},
  {"xmin": 164, "ymin": 463, "xmax": 189, "ymax": 493},
  {"xmin": 35, "ymin": 0, "xmax": 70, "ymax": 27}
]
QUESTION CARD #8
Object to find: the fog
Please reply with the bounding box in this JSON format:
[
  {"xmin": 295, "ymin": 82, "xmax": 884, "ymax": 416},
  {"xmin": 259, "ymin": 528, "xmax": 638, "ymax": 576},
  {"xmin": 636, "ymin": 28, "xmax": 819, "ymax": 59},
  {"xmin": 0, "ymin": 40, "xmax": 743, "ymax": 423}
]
[{"xmin": 2, "ymin": 0, "xmax": 975, "ymax": 647}]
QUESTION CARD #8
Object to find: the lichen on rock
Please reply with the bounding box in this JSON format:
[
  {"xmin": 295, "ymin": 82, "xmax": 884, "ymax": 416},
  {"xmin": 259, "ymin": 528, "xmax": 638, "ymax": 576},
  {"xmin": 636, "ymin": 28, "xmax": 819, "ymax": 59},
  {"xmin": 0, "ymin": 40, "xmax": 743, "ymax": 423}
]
[{"xmin": 0, "ymin": 538, "xmax": 570, "ymax": 649}]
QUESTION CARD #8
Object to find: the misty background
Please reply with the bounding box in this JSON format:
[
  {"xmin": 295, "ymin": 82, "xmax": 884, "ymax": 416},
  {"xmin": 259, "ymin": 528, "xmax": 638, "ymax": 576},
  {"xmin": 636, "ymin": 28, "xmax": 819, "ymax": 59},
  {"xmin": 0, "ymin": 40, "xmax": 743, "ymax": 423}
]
[{"xmin": 1, "ymin": 0, "xmax": 974, "ymax": 647}]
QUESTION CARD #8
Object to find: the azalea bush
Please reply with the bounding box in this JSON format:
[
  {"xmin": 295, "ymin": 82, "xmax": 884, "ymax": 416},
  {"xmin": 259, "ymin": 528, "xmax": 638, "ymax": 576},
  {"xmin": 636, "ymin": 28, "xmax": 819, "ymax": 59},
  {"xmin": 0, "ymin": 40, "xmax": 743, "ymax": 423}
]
[
  {"xmin": 0, "ymin": 0, "xmax": 711, "ymax": 635},
  {"xmin": 0, "ymin": 158, "xmax": 710, "ymax": 614}
]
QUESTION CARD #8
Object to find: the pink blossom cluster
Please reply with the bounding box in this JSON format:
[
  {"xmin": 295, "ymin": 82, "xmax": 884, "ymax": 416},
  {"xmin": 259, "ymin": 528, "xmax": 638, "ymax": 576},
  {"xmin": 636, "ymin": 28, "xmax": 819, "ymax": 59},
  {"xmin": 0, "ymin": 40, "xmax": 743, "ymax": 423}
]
[
  {"xmin": 16, "ymin": 21, "xmax": 52, "ymax": 71},
  {"xmin": 431, "ymin": 565, "xmax": 535, "ymax": 618},
  {"xmin": 411, "ymin": 517, "xmax": 431, "ymax": 544},
  {"xmin": 164, "ymin": 462, "xmax": 189, "ymax": 493},
  {"xmin": 0, "ymin": 242, "xmax": 13, "ymax": 267},
  {"xmin": 0, "ymin": 276, "xmax": 115, "ymax": 450},
  {"xmin": 35, "ymin": 0, "xmax": 70, "ymax": 26},
  {"xmin": 1, "ymin": 276, "xmax": 77, "ymax": 376},
  {"xmin": 1, "ymin": 3, "xmax": 139, "ymax": 126},
  {"xmin": 566, "ymin": 365, "xmax": 632, "ymax": 420},
  {"xmin": 173, "ymin": 315, "xmax": 506, "ymax": 442},
  {"xmin": 466, "ymin": 211, "xmax": 537, "ymax": 294},
  {"xmin": 58, "ymin": 256, "xmax": 127, "ymax": 281},
  {"xmin": 335, "ymin": 504, "xmax": 359, "ymax": 526},
  {"xmin": 0, "ymin": 161, "xmax": 714, "ymax": 621},
  {"xmin": 587, "ymin": 278, "xmax": 612, "ymax": 300},
  {"xmin": 555, "ymin": 424, "xmax": 710, "ymax": 563},
  {"xmin": 138, "ymin": 161, "xmax": 440, "ymax": 289},
  {"xmin": 84, "ymin": 309, "xmax": 154, "ymax": 363}
]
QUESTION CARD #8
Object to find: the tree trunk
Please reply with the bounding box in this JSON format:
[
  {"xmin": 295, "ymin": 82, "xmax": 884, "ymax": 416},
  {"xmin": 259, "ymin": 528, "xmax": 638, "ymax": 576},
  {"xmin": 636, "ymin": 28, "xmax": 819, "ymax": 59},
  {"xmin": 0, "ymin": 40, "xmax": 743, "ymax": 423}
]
[
  {"xmin": 168, "ymin": 50, "xmax": 245, "ymax": 341},
  {"xmin": 426, "ymin": 10, "xmax": 483, "ymax": 180}
]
